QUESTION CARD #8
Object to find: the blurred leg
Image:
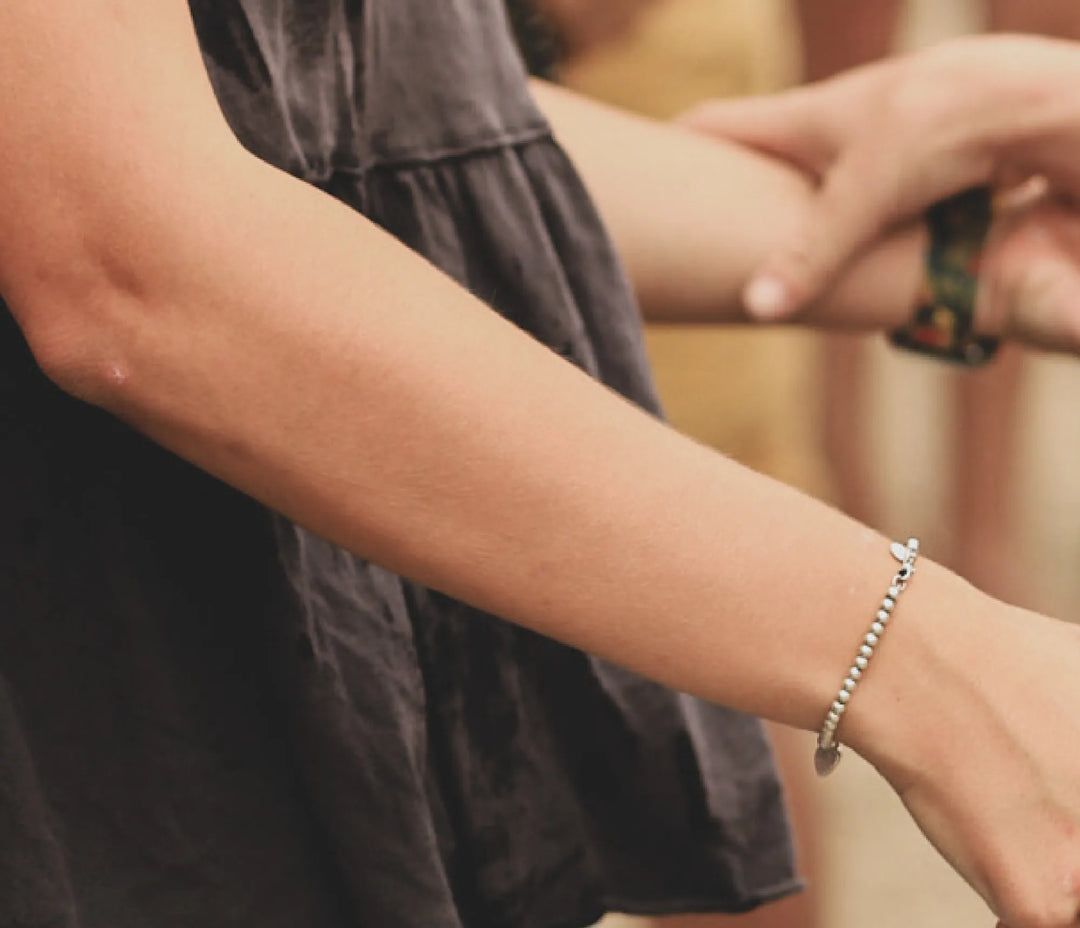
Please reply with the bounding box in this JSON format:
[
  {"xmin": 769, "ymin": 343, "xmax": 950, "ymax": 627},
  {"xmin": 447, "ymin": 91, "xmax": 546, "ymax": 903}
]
[
  {"xmin": 950, "ymin": 0, "xmax": 1080, "ymax": 606},
  {"xmin": 795, "ymin": 0, "xmax": 905, "ymax": 82},
  {"xmin": 986, "ymin": 0, "xmax": 1080, "ymax": 35},
  {"xmin": 952, "ymin": 347, "xmax": 1026, "ymax": 603},
  {"xmin": 819, "ymin": 335, "xmax": 876, "ymax": 526},
  {"xmin": 797, "ymin": 0, "xmax": 906, "ymax": 530}
]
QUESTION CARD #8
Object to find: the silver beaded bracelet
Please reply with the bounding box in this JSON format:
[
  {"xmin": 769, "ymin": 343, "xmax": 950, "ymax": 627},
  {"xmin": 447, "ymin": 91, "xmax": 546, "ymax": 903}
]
[{"xmin": 814, "ymin": 538, "xmax": 920, "ymax": 777}]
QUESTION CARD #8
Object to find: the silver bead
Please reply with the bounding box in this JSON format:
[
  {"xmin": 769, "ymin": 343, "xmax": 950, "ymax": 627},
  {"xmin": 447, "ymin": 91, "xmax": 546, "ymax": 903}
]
[
  {"xmin": 872, "ymin": 621, "xmax": 885, "ymax": 636},
  {"xmin": 877, "ymin": 609, "xmax": 890, "ymax": 622},
  {"xmin": 888, "ymin": 586, "xmax": 901, "ymax": 600},
  {"xmin": 843, "ymin": 677, "xmax": 858, "ymax": 692},
  {"xmin": 855, "ymin": 656, "xmax": 869, "ymax": 670},
  {"xmin": 860, "ymin": 645, "xmax": 874, "ymax": 658},
  {"xmin": 865, "ymin": 632, "xmax": 879, "ymax": 647},
  {"xmin": 882, "ymin": 598, "xmax": 895, "ymax": 612},
  {"xmin": 850, "ymin": 666, "xmax": 862, "ymax": 680},
  {"xmin": 831, "ymin": 700, "xmax": 846, "ymax": 715},
  {"xmin": 838, "ymin": 690, "xmax": 851, "ymax": 703}
]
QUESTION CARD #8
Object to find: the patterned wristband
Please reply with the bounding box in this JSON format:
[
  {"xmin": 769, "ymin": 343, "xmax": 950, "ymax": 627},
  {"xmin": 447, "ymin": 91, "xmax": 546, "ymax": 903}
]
[
  {"xmin": 890, "ymin": 187, "xmax": 999, "ymax": 366},
  {"xmin": 814, "ymin": 538, "xmax": 920, "ymax": 777}
]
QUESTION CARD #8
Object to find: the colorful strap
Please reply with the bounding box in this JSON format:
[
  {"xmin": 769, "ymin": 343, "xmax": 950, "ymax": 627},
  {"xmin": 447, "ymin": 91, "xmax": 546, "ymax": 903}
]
[{"xmin": 890, "ymin": 187, "xmax": 1000, "ymax": 366}]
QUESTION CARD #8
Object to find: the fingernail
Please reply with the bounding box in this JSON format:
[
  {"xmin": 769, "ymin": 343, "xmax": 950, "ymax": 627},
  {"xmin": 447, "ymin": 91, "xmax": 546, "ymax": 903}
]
[{"xmin": 744, "ymin": 275, "xmax": 791, "ymax": 321}]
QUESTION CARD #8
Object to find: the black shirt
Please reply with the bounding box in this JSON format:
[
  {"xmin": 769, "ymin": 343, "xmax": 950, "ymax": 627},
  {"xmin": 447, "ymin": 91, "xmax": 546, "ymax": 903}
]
[{"xmin": 0, "ymin": 2, "xmax": 797, "ymax": 925}]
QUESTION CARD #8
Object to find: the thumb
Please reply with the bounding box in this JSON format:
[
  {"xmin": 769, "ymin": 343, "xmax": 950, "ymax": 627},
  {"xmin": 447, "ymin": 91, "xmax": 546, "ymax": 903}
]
[
  {"xmin": 679, "ymin": 88, "xmax": 837, "ymax": 178},
  {"xmin": 988, "ymin": 204, "xmax": 1080, "ymax": 354},
  {"xmin": 744, "ymin": 154, "xmax": 896, "ymax": 321}
]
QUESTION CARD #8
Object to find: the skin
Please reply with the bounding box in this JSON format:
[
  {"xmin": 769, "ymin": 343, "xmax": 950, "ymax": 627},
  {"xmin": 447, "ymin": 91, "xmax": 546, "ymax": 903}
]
[
  {"xmin": 537, "ymin": 8, "xmax": 829, "ymax": 923},
  {"xmin": 967, "ymin": 0, "xmax": 1080, "ymax": 606},
  {"xmin": 683, "ymin": 34, "xmax": 1080, "ymax": 321},
  {"xmin": 688, "ymin": 7, "xmax": 1080, "ymax": 615},
  {"xmin": 788, "ymin": 0, "xmax": 1080, "ymax": 608},
  {"xmin": 2, "ymin": 4, "xmax": 1080, "ymax": 926},
  {"xmin": 793, "ymin": 0, "xmax": 905, "ymax": 537}
]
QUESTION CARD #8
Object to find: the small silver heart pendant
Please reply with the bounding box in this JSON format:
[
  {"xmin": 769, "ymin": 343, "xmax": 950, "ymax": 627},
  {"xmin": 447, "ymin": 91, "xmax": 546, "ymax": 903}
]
[{"xmin": 814, "ymin": 745, "xmax": 842, "ymax": 777}]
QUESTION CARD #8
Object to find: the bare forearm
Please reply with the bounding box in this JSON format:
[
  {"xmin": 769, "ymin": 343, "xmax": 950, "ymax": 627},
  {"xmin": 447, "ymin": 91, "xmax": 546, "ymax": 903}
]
[
  {"xmin": 9, "ymin": 145, "xmax": 985, "ymax": 748},
  {"xmin": 7, "ymin": 8, "xmax": 1080, "ymax": 918},
  {"xmin": 532, "ymin": 79, "xmax": 925, "ymax": 329},
  {"xmin": 0, "ymin": 0, "xmax": 985, "ymax": 754}
]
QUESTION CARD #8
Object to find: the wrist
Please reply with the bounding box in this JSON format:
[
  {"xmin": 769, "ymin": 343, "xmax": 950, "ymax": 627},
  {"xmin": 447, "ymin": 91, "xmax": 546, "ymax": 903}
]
[
  {"xmin": 891, "ymin": 188, "xmax": 1000, "ymax": 365},
  {"xmin": 835, "ymin": 560, "xmax": 1000, "ymax": 787},
  {"xmin": 806, "ymin": 221, "xmax": 927, "ymax": 333}
]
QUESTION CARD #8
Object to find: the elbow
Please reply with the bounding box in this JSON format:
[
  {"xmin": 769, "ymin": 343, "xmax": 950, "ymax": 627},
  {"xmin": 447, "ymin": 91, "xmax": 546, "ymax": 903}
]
[
  {"xmin": 1, "ymin": 135, "xmax": 250, "ymax": 411},
  {"xmin": 4, "ymin": 241, "xmax": 144, "ymax": 409}
]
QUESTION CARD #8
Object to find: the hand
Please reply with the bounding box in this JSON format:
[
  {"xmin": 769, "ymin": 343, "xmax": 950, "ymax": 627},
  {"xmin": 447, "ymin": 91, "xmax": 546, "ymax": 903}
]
[
  {"xmin": 681, "ymin": 34, "xmax": 1080, "ymax": 323},
  {"xmin": 859, "ymin": 598, "xmax": 1080, "ymax": 928},
  {"xmin": 981, "ymin": 189, "xmax": 1080, "ymax": 355}
]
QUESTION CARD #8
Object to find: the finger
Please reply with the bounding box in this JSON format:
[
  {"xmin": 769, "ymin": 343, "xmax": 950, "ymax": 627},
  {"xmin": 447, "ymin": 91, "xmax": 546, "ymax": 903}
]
[
  {"xmin": 678, "ymin": 88, "xmax": 838, "ymax": 178},
  {"xmin": 993, "ymin": 174, "xmax": 1049, "ymax": 214},
  {"xmin": 984, "ymin": 203, "xmax": 1080, "ymax": 354},
  {"xmin": 744, "ymin": 152, "xmax": 898, "ymax": 320},
  {"xmin": 1015, "ymin": 235, "xmax": 1080, "ymax": 355}
]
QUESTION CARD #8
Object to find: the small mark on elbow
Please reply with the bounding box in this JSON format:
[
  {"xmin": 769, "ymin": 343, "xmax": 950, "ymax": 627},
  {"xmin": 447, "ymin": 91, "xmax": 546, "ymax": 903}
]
[{"xmin": 105, "ymin": 362, "xmax": 131, "ymax": 391}]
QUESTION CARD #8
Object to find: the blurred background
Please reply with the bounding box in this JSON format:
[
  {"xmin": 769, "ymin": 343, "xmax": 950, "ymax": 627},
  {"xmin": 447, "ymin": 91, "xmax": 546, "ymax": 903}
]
[{"xmin": 520, "ymin": 1, "xmax": 1080, "ymax": 925}]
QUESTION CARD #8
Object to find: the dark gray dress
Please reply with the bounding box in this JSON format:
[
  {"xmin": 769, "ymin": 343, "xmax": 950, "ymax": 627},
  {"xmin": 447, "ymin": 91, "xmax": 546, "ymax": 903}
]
[{"xmin": 0, "ymin": 2, "xmax": 798, "ymax": 926}]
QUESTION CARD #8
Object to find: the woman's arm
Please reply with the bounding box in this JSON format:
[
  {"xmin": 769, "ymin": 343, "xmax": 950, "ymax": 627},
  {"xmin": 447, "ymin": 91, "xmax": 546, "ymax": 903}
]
[
  {"xmin": 2, "ymin": 2, "xmax": 937, "ymax": 728},
  {"xmin": 530, "ymin": 79, "xmax": 925, "ymax": 328},
  {"xmin": 534, "ymin": 77, "xmax": 1080, "ymax": 355},
  {"xmin": 681, "ymin": 34, "xmax": 1080, "ymax": 320},
  {"xmin": 3, "ymin": 6, "xmax": 1080, "ymax": 925}
]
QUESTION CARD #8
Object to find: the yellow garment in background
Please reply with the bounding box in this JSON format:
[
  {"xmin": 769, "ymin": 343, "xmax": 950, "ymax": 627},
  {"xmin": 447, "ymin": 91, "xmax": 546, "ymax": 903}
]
[{"xmin": 561, "ymin": 0, "xmax": 827, "ymax": 494}]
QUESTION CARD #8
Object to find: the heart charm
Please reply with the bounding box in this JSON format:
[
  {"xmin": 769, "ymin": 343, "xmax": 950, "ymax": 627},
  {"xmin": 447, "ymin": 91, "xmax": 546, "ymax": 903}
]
[
  {"xmin": 890, "ymin": 541, "xmax": 909, "ymax": 563},
  {"xmin": 814, "ymin": 745, "xmax": 842, "ymax": 777}
]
